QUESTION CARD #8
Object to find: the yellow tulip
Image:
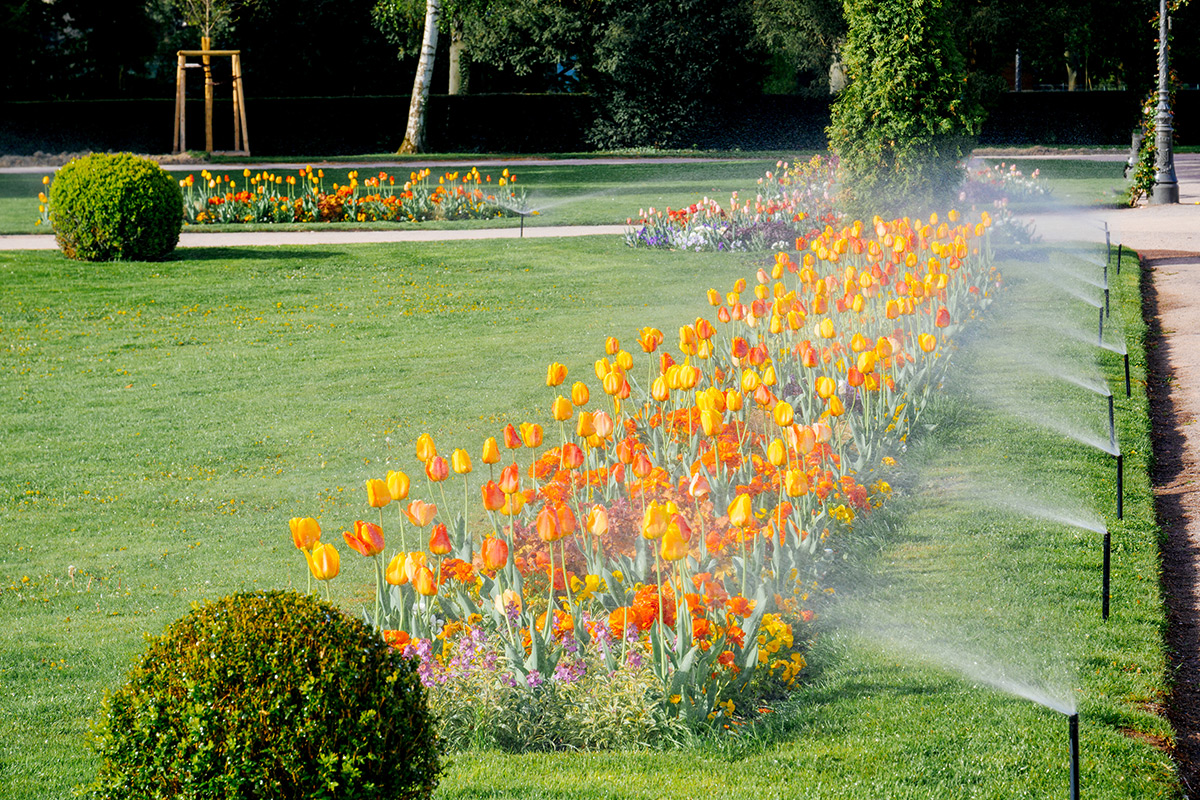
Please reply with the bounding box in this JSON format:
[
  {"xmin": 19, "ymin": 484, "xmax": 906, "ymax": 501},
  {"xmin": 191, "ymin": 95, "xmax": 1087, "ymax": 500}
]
[
  {"xmin": 365, "ymin": 478, "xmax": 391, "ymax": 508},
  {"xmin": 551, "ymin": 395, "xmax": 573, "ymax": 422},
  {"xmin": 289, "ymin": 517, "xmax": 321, "ymax": 551},
  {"xmin": 309, "ymin": 542, "xmax": 340, "ymax": 581},
  {"xmin": 728, "ymin": 494, "xmax": 752, "ymax": 528},
  {"xmin": 451, "ymin": 448, "xmax": 472, "ymax": 474}
]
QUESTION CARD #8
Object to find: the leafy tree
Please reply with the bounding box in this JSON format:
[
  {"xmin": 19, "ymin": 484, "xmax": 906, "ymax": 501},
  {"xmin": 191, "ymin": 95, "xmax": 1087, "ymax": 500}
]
[
  {"xmin": 827, "ymin": 0, "xmax": 984, "ymax": 216},
  {"xmin": 749, "ymin": 0, "xmax": 846, "ymax": 95}
]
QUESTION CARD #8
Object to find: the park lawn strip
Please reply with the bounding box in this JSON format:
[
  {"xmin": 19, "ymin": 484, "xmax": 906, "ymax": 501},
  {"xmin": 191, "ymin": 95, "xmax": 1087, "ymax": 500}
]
[{"xmin": 0, "ymin": 237, "xmax": 755, "ymax": 800}]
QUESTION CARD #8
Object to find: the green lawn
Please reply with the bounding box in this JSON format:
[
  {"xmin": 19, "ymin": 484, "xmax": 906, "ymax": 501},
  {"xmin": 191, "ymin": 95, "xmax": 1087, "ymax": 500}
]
[{"xmin": 0, "ymin": 161, "xmax": 1175, "ymax": 798}]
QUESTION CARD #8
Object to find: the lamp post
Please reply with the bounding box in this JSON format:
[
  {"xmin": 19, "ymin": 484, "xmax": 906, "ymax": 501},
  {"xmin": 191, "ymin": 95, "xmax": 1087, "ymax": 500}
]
[{"xmin": 1151, "ymin": 0, "xmax": 1179, "ymax": 204}]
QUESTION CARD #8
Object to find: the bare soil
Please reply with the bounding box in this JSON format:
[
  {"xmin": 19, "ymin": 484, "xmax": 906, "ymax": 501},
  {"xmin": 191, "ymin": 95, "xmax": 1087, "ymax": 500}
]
[{"xmin": 1143, "ymin": 249, "xmax": 1200, "ymax": 796}]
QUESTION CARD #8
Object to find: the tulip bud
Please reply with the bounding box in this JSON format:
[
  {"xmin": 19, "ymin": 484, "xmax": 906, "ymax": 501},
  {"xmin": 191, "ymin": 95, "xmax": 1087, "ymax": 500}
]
[
  {"xmin": 562, "ymin": 442, "xmax": 585, "ymax": 469},
  {"xmin": 918, "ymin": 333, "xmax": 937, "ymax": 353},
  {"xmin": 571, "ymin": 381, "xmax": 590, "ymax": 406},
  {"xmin": 586, "ymin": 505, "xmax": 609, "ymax": 537},
  {"xmin": 365, "ymin": 478, "xmax": 391, "ymax": 508},
  {"xmin": 728, "ymin": 494, "xmax": 752, "ymax": 528},
  {"xmin": 642, "ymin": 501, "xmax": 669, "ymax": 539},
  {"xmin": 651, "ymin": 376, "xmax": 669, "ymax": 403},
  {"xmin": 785, "ymin": 469, "xmax": 810, "ymax": 497},
  {"xmin": 503, "ymin": 423, "xmax": 522, "ymax": 450},
  {"xmin": 537, "ymin": 505, "xmax": 562, "ymax": 543},
  {"xmin": 815, "ymin": 376, "xmax": 836, "ymax": 400},
  {"xmin": 289, "ymin": 517, "xmax": 321, "ymax": 551},
  {"xmin": 414, "ymin": 565, "xmax": 437, "ymax": 596},
  {"xmin": 773, "ymin": 401, "xmax": 794, "ymax": 427},
  {"xmin": 429, "ymin": 522, "xmax": 452, "ymax": 555},
  {"xmin": 387, "ymin": 470, "xmax": 410, "ymax": 501},
  {"xmin": 638, "ymin": 327, "xmax": 664, "ymax": 353},
  {"xmin": 688, "ymin": 470, "xmax": 711, "ymax": 499},
  {"xmin": 385, "ymin": 552, "xmax": 407, "ymax": 585},
  {"xmin": 551, "ymin": 395, "xmax": 573, "ymax": 421},
  {"xmin": 935, "ymin": 307, "xmax": 951, "ymax": 328},
  {"xmin": 767, "ymin": 438, "xmax": 786, "ymax": 467},
  {"xmin": 482, "ymin": 480, "xmax": 505, "ymax": 511},
  {"xmin": 661, "ymin": 520, "xmax": 689, "ymax": 562},
  {"xmin": 499, "ymin": 463, "xmax": 520, "ymax": 495},
  {"xmin": 593, "ymin": 411, "xmax": 614, "ymax": 439},
  {"xmin": 518, "ymin": 422, "xmax": 543, "ymax": 448},
  {"xmin": 576, "ymin": 411, "xmax": 596, "ymax": 438},
  {"xmin": 632, "ymin": 451, "xmax": 653, "ymax": 479},
  {"xmin": 546, "ymin": 361, "xmax": 568, "ymax": 387},
  {"xmin": 309, "ymin": 542, "xmax": 340, "ymax": 581},
  {"xmin": 481, "ymin": 437, "xmax": 500, "ymax": 465},
  {"xmin": 605, "ymin": 336, "xmax": 620, "ymax": 356},
  {"xmin": 481, "ymin": 536, "xmax": 509, "ymax": 570},
  {"xmin": 415, "ymin": 433, "xmax": 436, "ymax": 464},
  {"xmin": 425, "ymin": 455, "xmax": 450, "ymax": 483}
]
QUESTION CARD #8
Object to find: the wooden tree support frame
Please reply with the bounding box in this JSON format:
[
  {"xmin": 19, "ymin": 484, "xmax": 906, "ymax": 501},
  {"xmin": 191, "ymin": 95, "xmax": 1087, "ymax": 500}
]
[{"xmin": 173, "ymin": 48, "xmax": 250, "ymax": 156}]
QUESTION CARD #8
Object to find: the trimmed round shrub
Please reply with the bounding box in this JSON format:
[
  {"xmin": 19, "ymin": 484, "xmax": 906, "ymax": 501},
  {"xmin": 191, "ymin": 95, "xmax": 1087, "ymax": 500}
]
[
  {"xmin": 84, "ymin": 591, "xmax": 440, "ymax": 800},
  {"xmin": 49, "ymin": 152, "xmax": 183, "ymax": 261}
]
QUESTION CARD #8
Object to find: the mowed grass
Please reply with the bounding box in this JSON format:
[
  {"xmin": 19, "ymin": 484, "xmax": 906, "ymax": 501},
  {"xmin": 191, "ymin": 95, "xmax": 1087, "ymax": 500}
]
[
  {"xmin": 0, "ymin": 159, "xmax": 800, "ymax": 235},
  {"xmin": 0, "ymin": 180, "xmax": 1175, "ymax": 798}
]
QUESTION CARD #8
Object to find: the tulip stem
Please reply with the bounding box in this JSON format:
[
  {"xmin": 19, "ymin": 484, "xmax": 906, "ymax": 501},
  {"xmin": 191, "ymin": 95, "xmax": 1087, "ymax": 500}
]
[{"xmin": 544, "ymin": 541, "xmax": 556, "ymax": 641}]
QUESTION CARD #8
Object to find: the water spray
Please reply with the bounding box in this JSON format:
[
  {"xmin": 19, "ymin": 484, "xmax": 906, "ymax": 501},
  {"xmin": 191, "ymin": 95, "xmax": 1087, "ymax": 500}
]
[
  {"xmin": 1104, "ymin": 221, "xmax": 1111, "ymax": 265},
  {"xmin": 1069, "ymin": 712, "xmax": 1081, "ymax": 800}
]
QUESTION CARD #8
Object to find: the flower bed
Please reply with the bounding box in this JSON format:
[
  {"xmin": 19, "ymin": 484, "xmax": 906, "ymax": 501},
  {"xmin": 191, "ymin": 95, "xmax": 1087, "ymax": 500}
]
[
  {"xmin": 36, "ymin": 165, "xmax": 531, "ymax": 227},
  {"xmin": 624, "ymin": 156, "xmax": 840, "ymax": 252},
  {"xmin": 288, "ymin": 203, "xmax": 999, "ymax": 745}
]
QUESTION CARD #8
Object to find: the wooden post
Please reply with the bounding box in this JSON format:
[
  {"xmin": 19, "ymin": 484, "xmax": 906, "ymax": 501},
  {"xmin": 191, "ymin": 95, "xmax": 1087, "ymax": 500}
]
[
  {"xmin": 202, "ymin": 35, "xmax": 213, "ymax": 153},
  {"xmin": 232, "ymin": 54, "xmax": 250, "ymax": 155},
  {"xmin": 173, "ymin": 53, "xmax": 186, "ymax": 153},
  {"xmin": 231, "ymin": 54, "xmax": 242, "ymax": 152}
]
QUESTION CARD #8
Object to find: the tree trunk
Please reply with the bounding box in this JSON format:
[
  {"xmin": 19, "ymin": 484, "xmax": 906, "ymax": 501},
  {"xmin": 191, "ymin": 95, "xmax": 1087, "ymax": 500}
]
[
  {"xmin": 1064, "ymin": 50, "xmax": 1078, "ymax": 91},
  {"xmin": 448, "ymin": 26, "xmax": 466, "ymax": 95},
  {"xmin": 399, "ymin": 0, "xmax": 441, "ymax": 154}
]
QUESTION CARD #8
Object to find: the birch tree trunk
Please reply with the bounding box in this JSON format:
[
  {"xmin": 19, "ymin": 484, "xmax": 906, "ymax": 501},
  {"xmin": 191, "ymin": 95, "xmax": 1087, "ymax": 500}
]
[{"xmin": 399, "ymin": 0, "xmax": 441, "ymax": 153}]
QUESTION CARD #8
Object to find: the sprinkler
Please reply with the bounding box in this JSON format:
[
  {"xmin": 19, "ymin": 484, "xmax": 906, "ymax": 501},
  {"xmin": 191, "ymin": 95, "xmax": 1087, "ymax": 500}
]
[
  {"xmin": 1103, "ymin": 286, "xmax": 1110, "ymax": 318},
  {"xmin": 1069, "ymin": 713, "xmax": 1081, "ymax": 800},
  {"xmin": 1116, "ymin": 243, "xmax": 1123, "ymax": 275},
  {"xmin": 1103, "ymin": 529, "xmax": 1111, "ymax": 620},
  {"xmin": 1098, "ymin": 306, "xmax": 1104, "ymax": 346},
  {"xmin": 1104, "ymin": 222, "xmax": 1111, "ymax": 264},
  {"xmin": 1124, "ymin": 353, "xmax": 1131, "ymax": 398}
]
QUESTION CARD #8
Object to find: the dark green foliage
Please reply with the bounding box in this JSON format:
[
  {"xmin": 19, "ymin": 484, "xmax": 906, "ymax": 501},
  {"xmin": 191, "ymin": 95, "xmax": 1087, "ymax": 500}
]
[
  {"xmin": 49, "ymin": 153, "xmax": 183, "ymax": 262},
  {"xmin": 827, "ymin": 0, "xmax": 984, "ymax": 217},
  {"xmin": 83, "ymin": 591, "xmax": 440, "ymax": 800},
  {"xmin": 587, "ymin": 0, "xmax": 765, "ymax": 149}
]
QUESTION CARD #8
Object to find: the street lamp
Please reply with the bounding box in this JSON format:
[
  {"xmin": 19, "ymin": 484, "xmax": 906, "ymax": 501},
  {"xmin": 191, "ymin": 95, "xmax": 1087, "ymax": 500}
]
[{"xmin": 1151, "ymin": 0, "xmax": 1179, "ymax": 204}]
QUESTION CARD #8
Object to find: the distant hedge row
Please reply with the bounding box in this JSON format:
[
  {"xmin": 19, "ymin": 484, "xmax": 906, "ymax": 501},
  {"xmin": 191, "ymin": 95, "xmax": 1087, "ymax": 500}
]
[{"xmin": 1, "ymin": 91, "xmax": 1190, "ymax": 156}]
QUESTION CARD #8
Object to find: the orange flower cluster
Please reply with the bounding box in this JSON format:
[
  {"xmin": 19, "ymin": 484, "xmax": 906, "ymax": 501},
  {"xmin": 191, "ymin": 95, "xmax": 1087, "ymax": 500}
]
[
  {"xmin": 177, "ymin": 166, "xmax": 529, "ymax": 225},
  {"xmin": 287, "ymin": 200, "xmax": 998, "ymax": 722}
]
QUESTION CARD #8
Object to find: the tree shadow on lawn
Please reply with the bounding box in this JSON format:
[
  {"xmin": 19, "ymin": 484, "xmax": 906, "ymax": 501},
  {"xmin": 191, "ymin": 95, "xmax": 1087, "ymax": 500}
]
[{"xmin": 175, "ymin": 247, "xmax": 343, "ymax": 262}]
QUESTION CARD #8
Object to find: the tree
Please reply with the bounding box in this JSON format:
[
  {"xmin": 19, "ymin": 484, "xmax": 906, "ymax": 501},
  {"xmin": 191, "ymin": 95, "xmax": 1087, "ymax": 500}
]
[
  {"xmin": 827, "ymin": 0, "xmax": 984, "ymax": 216},
  {"xmin": 749, "ymin": 0, "xmax": 846, "ymax": 95},
  {"xmin": 397, "ymin": 0, "xmax": 440, "ymax": 152}
]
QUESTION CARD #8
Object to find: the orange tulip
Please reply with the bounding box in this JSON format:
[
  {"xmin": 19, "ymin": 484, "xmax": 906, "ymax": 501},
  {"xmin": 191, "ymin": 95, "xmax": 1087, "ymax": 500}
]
[
  {"xmin": 520, "ymin": 422, "xmax": 544, "ymax": 448},
  {"xmin": 773, "ymin": 401, "xmax": 794, "ymax": 427},
  {"xmin": 651, "ymin": 376, "xmax": 669, "ymax": 403},
  {"xmin": 728, "ymin": 493, "xmax": 752, "ymax": 528},
  {"xmin": 385, "ymin": 552, "xmax": 407, "ymax": 585},
  {"xmin": 661, "ymin": 519, "xmax": 689, "ymax": 562},
  {"xmin": 404, "ymin": 499, "xmax": 438, "ymax": 527},
  {"xmin": 414, "ymin": 565, "xmax": 437, "ymax": 596},
  {"xmin": 365, "ymin": 478, "xmax": 391, "ymax": 508},
  {"xmin": 551, "ymin": 395, "xmax": 573, "ymax": 421},
  {"xmin": 828, "ymin": 395, "xmax": 845, "ymax": 416},
  {"xmin": 344, "ymin": 520, "xmax": 385, "ymax": 558},
  {"xmin": 536, "ymin": 505, "xmax": 562, "ymax": 543},
  {"xmin": 557, "ymin": 504, "xmax": 577, "ymax": 535},
  {"xmin": 309, "ymin": 542, "xmax": 340, "ymax": 581},
  {"xmin": 499, "ymin": 463, "xmax": 520, "ymax": 495},
  {"xmin": 482, "ymin": 480, "xmax": 505, "ymax": 511},
  {"xmin": 425, "ymin": 455, "xmax": 449, "ymax": 482},
  {"xmin": 605, "ymin": 336, "xmax": 620, "ymax": 355},
  {"xmin": 577, "ymin": 411, "xmax": 596, "ymax": 438},
  {"xmin": 562, "ymin": 442, "xmax": 585, "ymax": 469},
  {"xmin": 387, "ymin": 470, "xmax": 410, "ymax": 501},
  {"xmin": 481, "ymin": 536, "xmax": 508, "ymax": 570},
  {"xmin": 571, "ymin": 381, "xmax": 590, "ymax": 406},
  {"xmin": 546, "ymin": 361, "xmax": 568, "ymax": 387},
  {"xmin": 415, "ymin": 433, "xmax": 436, "ymax": 464},
  {"xmin": 688, "ymin": 470, "xmax": 711, "ymax": 499},
  {"xmin": 451, "ymin": 449, "xmax": 472, "ymax": 475},
  {"xmin": 592, "ymin": 411, "xmax": 614, "ymax": 439},
  {"xmin": 289, "ymin": 517, "xmax": 321, "ymax": 551},
  {"xmin": 503, "ymin": 423, "xmax": 522, "ymax": 450},
  {"xmin": 481, "ymin": 437, "xmax": 500, "ymax": 465},
  {"xmin": 586, "ymin": 504, "xmax": 609, "ymax": 537},
  {"xmin": 642, "ymin": 501, "xmax": 670, "ymax": 539},
  {"xmin": 638, "ymin": 327, "xmax": 664, "ymax": 353},
  {"xmin": 429, "ymin": 522, "xmax": 452, "ymax": 555}
]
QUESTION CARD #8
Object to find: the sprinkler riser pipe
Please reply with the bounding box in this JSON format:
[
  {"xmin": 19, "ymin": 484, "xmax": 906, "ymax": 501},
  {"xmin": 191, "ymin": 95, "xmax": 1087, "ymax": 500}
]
[
  {"xmin": 1117, "ymin": 453, "xmax": 1124, "ymax": 521},
  {"xmin": 1107, "ymin": 394, "xmax": 1116, "ymax": 450},
  {"xmin": 1117, "ymin": 243, "xmax": 1123, "ymax": 275},
  {"xmin": 1124, "ymin": 353, "xmax": 1131, "ymax": 398},
  {"xmin": 1104, "ymin": 287, "xmax": 1110, "ymax": 318},
  {"xmin": 1103, "ymin": 530, "xmax": 1111, "ymax": 620},
  {"xmin": 1069, "ymin": 713, "xmax": 1081, "ymax": 800},
  {"xmin": 1098, "ymin": 307, "xmax": 1104, "ymax": 346}
]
